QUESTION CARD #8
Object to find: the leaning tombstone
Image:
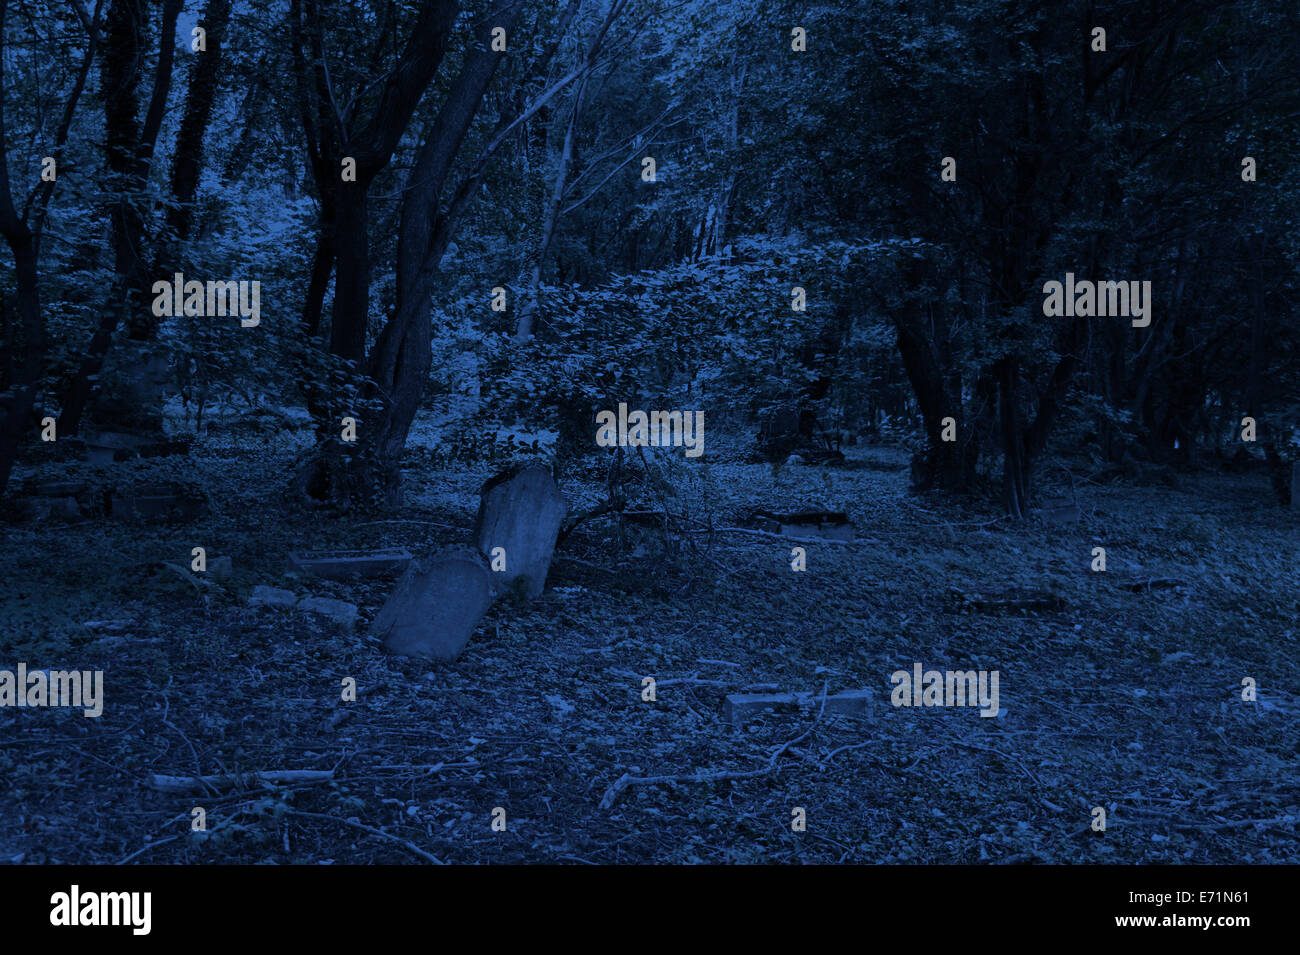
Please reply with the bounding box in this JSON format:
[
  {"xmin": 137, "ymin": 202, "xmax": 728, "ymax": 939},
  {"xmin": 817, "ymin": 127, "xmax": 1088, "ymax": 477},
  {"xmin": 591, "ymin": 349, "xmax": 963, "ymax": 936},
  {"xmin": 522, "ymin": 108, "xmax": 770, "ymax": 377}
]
[
  {"xmin": 473, "ymin": 463, "xmax": 567, "ymax": 599},
  {"xmin": 373, "ymin": 551, "xmax": 495, "ymax": 662}
]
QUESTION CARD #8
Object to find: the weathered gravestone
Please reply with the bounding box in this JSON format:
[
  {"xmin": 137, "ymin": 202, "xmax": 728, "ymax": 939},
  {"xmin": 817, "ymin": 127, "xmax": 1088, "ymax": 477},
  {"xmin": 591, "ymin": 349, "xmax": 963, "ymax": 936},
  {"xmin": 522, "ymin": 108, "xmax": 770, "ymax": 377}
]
[
  {"xmin": 473, "ymin": 463, "xmax": 566, "ymax": 599},
  {"xmin": 372, "ymin": 551, "xmax": 495, "ymax": 662}
]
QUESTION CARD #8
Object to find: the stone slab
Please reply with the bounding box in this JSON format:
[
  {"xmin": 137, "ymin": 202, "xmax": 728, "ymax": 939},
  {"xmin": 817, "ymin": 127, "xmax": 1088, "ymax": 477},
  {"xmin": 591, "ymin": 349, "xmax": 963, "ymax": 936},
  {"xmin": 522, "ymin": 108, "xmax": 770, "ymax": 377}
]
[{"xmin": 289, "ymin": 548, "xmax": 413, "ymax": 580}]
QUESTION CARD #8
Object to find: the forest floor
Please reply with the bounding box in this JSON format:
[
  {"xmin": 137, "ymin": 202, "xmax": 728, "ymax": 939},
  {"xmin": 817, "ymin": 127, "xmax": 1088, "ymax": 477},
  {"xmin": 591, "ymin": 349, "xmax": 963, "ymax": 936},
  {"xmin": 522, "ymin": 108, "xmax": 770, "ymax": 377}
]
[{"xmin": 2, "ymin": 411, "xmax": 1298, "ymax": 865}]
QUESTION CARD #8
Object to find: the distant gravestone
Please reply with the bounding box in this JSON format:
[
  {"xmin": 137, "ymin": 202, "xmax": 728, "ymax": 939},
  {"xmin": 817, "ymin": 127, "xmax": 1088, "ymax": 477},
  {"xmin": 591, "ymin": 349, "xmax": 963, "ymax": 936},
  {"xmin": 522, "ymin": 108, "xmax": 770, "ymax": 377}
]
[
  {"xmin": 473, "ymin": 463, "xmax": 566, "ymax": 599},
  {"xmin": 372, "ymin": 552, "xmax": 495, "ymax": 662},
  {"xmin": 289, "ymin": 548, "xmax": 412, "ymax": 581}
]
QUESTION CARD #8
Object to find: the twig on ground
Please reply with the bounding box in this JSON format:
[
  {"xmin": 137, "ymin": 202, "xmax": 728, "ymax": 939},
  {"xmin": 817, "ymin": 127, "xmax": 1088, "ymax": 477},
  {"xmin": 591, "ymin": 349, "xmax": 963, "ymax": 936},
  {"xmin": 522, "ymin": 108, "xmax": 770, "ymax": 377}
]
[
  {"xmin": 599, "ymin": 683, "xmax": 829, "ymax": 810},
  {"xmin": 143, "ymin": 770, "xmax": 335, "ymax": 794},
  {"xmin": 284, "ymin": 809, "xmax": 444, "ymax": 864}
]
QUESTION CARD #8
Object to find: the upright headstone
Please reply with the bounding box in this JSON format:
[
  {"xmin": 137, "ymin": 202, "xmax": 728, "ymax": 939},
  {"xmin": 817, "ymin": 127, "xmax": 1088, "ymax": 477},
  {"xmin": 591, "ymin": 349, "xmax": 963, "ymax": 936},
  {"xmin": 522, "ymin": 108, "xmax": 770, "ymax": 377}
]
[
  {"xmin": 473, "ymin": 463, "xmax": 566, "ymax": 599},
  {"xmin": 372, "ymin": 552, "xmax": 495, "ymax": 662}
]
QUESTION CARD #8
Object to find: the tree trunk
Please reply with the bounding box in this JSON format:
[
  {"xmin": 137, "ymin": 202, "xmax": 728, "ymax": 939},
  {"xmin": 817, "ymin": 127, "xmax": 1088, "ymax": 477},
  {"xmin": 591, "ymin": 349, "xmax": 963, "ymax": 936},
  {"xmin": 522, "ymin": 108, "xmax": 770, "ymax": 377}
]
[
  {"xmin": 166, "ymin": 0, "xmax": 233, "ymax": 244},
  {"xmin": 0, "ymin": 236, "xmax": 43, "ymax": 492}
]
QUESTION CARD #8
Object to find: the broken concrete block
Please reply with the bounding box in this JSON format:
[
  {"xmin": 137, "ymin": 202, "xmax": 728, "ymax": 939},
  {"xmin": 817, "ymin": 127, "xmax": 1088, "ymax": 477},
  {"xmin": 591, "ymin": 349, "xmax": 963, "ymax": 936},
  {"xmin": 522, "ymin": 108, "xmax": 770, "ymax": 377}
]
[
  {"xmin": 288, "ymin": 547, "xmax": 412, "ymax": 581},
  {"xmin": 249, "ymin": 585, "xmax": 298, "ymax": 610},
  {"xmin": 724, "ymin": 689, "xmax": 873, "ymax": 728},
  {"xmin": 297, "ymin": 596, "xmax": 359, "ymax": 633},
  {"xmin": 474, "ymin": 463, "xmax": 566, "ymax": 599},
  {"xmin": 373, "ymin": 553, "xmax": 494, "ymax": 662}
]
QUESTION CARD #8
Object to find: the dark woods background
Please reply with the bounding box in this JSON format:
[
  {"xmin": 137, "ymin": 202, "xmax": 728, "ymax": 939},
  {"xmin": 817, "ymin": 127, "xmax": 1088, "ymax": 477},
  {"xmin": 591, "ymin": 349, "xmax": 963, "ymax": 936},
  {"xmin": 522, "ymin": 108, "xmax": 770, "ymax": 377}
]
[
  {"xmin": 2, "ymin": 0, "xmax": 1297, "ymax": 504},
  {"xmin": 0, "ymin": 0, "xmax": 1298, "ymax": 870}
]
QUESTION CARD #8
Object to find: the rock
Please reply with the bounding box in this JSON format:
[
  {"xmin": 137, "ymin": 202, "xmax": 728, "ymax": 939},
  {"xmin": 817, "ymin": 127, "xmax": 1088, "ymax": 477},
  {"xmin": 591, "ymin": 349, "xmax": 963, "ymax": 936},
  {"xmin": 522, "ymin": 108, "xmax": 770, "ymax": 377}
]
[
  {"xmin": 297, "ymin": 596, "xmax": 359, "ymax": 633},
  {"xmin": 473, "ymin": 463, "xmax": 566, "ymax": 599},
  {"xmin": 249, "ymin": 585, "xmax": 298, "ymax": 610},
  {"xmin": 372, "ymin": 553, "xmax": 495, "ymax": 662},
  {"xmin": 289, "ymin": 547, "xmax": 412, "ymax": 581},
  {"xmin": 724, "ymin": 689, "xmax": 873, "ymax": 728},
  {"xmin": 785, "ymin": 454, "xmax": 806, "ymax": 466}
]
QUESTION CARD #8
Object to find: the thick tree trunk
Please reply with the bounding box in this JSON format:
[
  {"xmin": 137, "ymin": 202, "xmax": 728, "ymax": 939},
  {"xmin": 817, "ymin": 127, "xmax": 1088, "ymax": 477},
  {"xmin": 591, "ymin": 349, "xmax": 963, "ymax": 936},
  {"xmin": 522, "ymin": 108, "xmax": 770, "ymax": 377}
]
[
  {"xmin": 60, "ymin": 0, "xmax": 182, "ymax": 435},
  {"xmin": 0, "ymin": 237, "xmax": 43, "ymax": 492},
  {"xmin": 166, "ymin": 0, "xmax": 233, "ymax": 244}
]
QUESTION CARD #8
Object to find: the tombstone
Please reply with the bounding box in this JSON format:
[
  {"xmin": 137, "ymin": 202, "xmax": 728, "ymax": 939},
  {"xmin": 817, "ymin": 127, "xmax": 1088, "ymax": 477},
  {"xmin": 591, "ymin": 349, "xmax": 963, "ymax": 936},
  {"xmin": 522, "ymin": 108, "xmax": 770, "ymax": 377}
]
[
  {"xmin": 372, "ymin": 552, "xmax": 495, "ymax": 662},
  {"xmin": 289, "ymin": 547, "xmax": 413, "ymax": 581},
  {"xmin": 473, "ymin": 463, "xmax": 566, "ymax": 599},
  {"xmin": 757, "ymin": 406, "xmax": 802, "ymax": 461},
  {"xmin": 1292, "ymin": 462, "xmax": 1299, "ymax": 508},
  {"xmin": 110, "ymin": 482, "xmax": 207, "ymax": 523},
  {"xmin": 89, "ymin": 341, "xmax": 172, "ymax": 435}
]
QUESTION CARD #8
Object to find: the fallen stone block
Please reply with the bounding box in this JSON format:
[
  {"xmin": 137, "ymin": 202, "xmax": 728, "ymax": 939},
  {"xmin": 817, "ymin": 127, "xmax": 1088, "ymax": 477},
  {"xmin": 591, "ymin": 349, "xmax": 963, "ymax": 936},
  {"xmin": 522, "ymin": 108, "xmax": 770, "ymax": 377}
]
[
  {"xmin": 297, "ymin": 596, "xmax": 359, "ymax": 633},
  {"xmin": 289, "ymin": 547, "xmax": 412, "ymax": 581},
  {"xmin": 474, "ymin": 463, "xmax": 566, "ymax": 599},
  {"xmin": 373, "ymin": 552, "xmax": 495, "ymax": 662},
  {"xmin": 724, "ymin": 689, "xmax": 873, "ymax": 728},
  {"xmin": 249, "ymin": 585, "xmax": 298, "ymax": 609}
]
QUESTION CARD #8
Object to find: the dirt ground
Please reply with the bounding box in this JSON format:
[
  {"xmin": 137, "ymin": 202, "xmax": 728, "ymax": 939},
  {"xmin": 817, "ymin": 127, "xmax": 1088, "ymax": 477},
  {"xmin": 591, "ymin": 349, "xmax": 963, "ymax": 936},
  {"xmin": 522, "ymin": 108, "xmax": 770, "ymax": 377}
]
[{"xmin": 2, "ymin": 420, "xmax": 1297, "ymax": 864}]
